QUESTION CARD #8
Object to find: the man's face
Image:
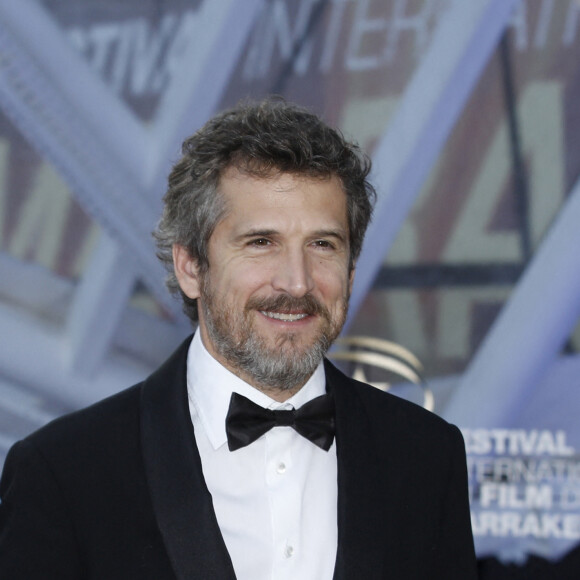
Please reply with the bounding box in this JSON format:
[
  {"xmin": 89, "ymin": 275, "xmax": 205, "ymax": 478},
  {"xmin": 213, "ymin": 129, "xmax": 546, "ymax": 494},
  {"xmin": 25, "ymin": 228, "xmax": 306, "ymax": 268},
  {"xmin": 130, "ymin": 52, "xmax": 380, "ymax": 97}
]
[{"xmin": 174, "ymin": 168, "xmax": 354, "ymax": 399}]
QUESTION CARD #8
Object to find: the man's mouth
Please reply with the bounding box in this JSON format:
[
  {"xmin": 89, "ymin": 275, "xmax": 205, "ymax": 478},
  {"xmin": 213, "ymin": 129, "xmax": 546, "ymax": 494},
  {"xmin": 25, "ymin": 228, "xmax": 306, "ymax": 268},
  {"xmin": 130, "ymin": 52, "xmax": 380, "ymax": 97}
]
[{"xmin": 260, "ymin": 311, "xmax": 309, "ymax": 322}]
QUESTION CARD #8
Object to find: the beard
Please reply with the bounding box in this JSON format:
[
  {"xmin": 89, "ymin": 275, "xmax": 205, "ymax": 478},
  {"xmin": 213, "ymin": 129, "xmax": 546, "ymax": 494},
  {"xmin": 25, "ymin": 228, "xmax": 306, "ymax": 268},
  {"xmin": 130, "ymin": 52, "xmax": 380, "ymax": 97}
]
[{"xmin": 199, "ymin": 279, "xmax": 348, "ymax": 392}]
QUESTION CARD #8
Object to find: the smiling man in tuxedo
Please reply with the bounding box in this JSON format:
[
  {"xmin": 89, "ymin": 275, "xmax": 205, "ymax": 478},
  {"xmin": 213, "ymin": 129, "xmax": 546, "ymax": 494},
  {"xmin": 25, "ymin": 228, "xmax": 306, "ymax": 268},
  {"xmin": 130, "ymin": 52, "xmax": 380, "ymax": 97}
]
[{"xmin": 0, "ymin": 99, "xmax": 477, "ymax": 579}]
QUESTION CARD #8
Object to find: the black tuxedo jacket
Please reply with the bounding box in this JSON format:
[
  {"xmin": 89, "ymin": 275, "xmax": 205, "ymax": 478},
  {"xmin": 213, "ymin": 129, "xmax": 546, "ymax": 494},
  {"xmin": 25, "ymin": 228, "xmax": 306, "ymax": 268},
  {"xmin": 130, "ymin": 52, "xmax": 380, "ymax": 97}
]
[{"xmin": 0, "ymin": 337, "xmax": 477, "ymax": 579}]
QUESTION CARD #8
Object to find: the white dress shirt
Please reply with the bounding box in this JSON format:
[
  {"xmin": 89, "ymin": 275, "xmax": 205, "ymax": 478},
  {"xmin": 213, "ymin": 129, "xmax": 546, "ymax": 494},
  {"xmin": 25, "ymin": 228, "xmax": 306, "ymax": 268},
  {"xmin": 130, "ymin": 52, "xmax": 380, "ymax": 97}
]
[{"xmin": 186, "ymin": 330, "xmax": 338, "ymax": 580}]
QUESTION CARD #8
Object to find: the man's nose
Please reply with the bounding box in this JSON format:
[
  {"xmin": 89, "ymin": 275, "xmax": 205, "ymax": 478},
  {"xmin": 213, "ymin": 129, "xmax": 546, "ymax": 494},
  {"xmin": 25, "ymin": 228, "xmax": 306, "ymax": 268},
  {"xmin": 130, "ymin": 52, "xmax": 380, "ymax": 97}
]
[{"xmin": 271, "ymin": 248, "xmax": 315, "ymax": 297}]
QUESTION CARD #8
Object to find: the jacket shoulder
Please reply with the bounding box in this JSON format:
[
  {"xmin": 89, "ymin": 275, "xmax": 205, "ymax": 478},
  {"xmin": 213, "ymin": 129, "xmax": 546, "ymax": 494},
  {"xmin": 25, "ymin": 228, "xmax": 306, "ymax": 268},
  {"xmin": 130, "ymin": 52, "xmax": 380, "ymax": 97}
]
[
  {"xmin": 325, "ymin": 359, "xmax": 463, "ymax": 449},
  {"xmin": 23, "ymin": 383, "xmax": 144, "ymax": 464}
]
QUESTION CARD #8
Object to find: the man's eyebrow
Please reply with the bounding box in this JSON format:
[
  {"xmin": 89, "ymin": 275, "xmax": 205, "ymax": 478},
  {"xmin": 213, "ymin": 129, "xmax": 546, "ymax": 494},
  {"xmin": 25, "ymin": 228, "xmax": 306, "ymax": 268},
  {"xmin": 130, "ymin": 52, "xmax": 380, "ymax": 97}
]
[
  {"xmin": 236, "ymin": 229, "xmax": 279, "ymax": 240},
  {"xmin": 237, "ymin": 228, "xmax": 347, "ymax": 242},
  {"xmin": 312, "ymin": 229, "xmax": 348, "ymax": 243}
]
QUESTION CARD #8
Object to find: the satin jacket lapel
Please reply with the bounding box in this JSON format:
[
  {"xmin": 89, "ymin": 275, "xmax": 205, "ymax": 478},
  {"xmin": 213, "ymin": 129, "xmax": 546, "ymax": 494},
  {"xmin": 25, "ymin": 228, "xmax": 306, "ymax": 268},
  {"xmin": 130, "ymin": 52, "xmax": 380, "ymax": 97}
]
[
  {"xmin": 325, "ymin": 360, "xmax": 388, "ymax": 580},
  {"xmin": 140, "ymin": 337, "xmax": 236, "ymax": 580}
]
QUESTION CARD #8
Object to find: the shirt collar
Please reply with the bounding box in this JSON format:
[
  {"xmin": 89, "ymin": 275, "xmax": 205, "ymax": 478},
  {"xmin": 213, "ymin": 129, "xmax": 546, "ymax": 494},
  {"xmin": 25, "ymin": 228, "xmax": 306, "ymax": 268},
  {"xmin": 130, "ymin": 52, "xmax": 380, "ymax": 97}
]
[{"xmin": 187, "ymin": 330, "xmax": 327, "ymax": 450}]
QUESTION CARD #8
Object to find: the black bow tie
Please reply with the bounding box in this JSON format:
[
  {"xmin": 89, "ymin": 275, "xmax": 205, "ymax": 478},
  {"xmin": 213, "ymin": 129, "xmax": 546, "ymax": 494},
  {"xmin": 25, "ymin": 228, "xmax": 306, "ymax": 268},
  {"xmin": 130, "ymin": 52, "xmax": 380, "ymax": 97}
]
[{"xmin": 225, "ymin": 392, "xmax": 335, "ymax": 452}]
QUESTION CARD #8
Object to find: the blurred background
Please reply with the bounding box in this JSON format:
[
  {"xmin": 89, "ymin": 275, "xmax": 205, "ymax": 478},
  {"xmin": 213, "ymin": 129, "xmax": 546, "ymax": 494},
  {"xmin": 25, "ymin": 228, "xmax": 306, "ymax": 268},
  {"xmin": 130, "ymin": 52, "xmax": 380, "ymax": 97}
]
[{"xmin": 1, "ymin": 0, "xmax": 580, "ymax": 576}]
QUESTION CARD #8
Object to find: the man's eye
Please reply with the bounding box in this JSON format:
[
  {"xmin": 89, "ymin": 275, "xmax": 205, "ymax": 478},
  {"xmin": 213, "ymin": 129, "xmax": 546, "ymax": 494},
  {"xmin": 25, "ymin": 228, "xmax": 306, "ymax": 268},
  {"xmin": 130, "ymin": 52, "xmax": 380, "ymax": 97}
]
[
  {"xmin": 314, "ymin": 240, "xmax": 333, "ymax": 248},
  {"xmin": 250, "ymin": 238, "xmax": 271, "ymax": 246}
]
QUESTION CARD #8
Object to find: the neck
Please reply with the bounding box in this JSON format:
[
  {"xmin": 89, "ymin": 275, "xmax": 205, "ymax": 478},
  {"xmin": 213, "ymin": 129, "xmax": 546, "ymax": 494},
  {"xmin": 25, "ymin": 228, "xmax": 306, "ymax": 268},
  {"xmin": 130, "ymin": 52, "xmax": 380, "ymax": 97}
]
[{"xmin": 250, "ymin": 381, "xmax": 306, "ymax": 402}]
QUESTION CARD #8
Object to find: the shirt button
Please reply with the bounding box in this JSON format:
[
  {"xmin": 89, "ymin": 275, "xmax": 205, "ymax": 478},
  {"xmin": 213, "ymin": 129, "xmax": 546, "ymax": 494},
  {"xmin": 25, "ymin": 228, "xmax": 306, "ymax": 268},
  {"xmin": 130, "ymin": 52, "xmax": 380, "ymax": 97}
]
[
  {"xmin": 284, "ymin": 545, "xmax": 294, "ymax": 558},
  {"xmin": 276, "ymin": 462, "xmax": 286, "ymax": 474}
]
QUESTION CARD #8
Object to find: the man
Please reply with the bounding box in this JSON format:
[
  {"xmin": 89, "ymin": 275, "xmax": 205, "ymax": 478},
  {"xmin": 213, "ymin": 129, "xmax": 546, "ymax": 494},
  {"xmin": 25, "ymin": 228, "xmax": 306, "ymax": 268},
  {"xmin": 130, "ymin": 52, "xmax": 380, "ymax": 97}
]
[{"xmin": 0, "ymin": 99, "xmax": 477, "ymax": 579}]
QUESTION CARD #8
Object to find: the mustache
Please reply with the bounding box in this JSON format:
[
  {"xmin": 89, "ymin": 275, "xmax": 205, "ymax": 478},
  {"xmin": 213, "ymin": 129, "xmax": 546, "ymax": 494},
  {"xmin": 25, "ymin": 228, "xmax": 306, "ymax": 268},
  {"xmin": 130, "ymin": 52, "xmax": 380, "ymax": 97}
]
[{"xmin": 246, "ymin": 294, "xmax": 329, "ymax": 318}]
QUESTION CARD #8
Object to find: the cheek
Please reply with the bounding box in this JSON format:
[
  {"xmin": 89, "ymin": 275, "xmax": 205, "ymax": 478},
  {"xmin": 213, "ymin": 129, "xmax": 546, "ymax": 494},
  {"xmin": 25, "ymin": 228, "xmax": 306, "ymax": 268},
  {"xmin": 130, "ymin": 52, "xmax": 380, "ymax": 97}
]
[
  {"xmin": 315, "ymin": 267, "xmax": 350, "ymax": 301},
  {"xmin": 213, "ymin": 264, "xmax": 272, "ymax": 302}
]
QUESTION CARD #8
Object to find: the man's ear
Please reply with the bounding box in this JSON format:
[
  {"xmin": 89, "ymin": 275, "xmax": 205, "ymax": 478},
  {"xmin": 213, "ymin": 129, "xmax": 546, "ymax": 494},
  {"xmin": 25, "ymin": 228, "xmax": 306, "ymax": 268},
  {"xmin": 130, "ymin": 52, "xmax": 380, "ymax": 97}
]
[
  {"xmin": 173, "ymin": 244, "xmax": 201, "ymax": 299},
  {"xmin": 348, "ymin": 264, "xmax": 356, "ymax": 294}
]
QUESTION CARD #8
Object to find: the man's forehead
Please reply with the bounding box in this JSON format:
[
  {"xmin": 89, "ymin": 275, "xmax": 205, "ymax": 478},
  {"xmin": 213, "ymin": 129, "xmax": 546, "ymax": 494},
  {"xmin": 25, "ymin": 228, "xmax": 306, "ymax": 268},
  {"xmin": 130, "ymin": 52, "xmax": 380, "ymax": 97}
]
[{"xmin": 212, "ymin": 168, "xmax": 348, "ymax": 236}]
